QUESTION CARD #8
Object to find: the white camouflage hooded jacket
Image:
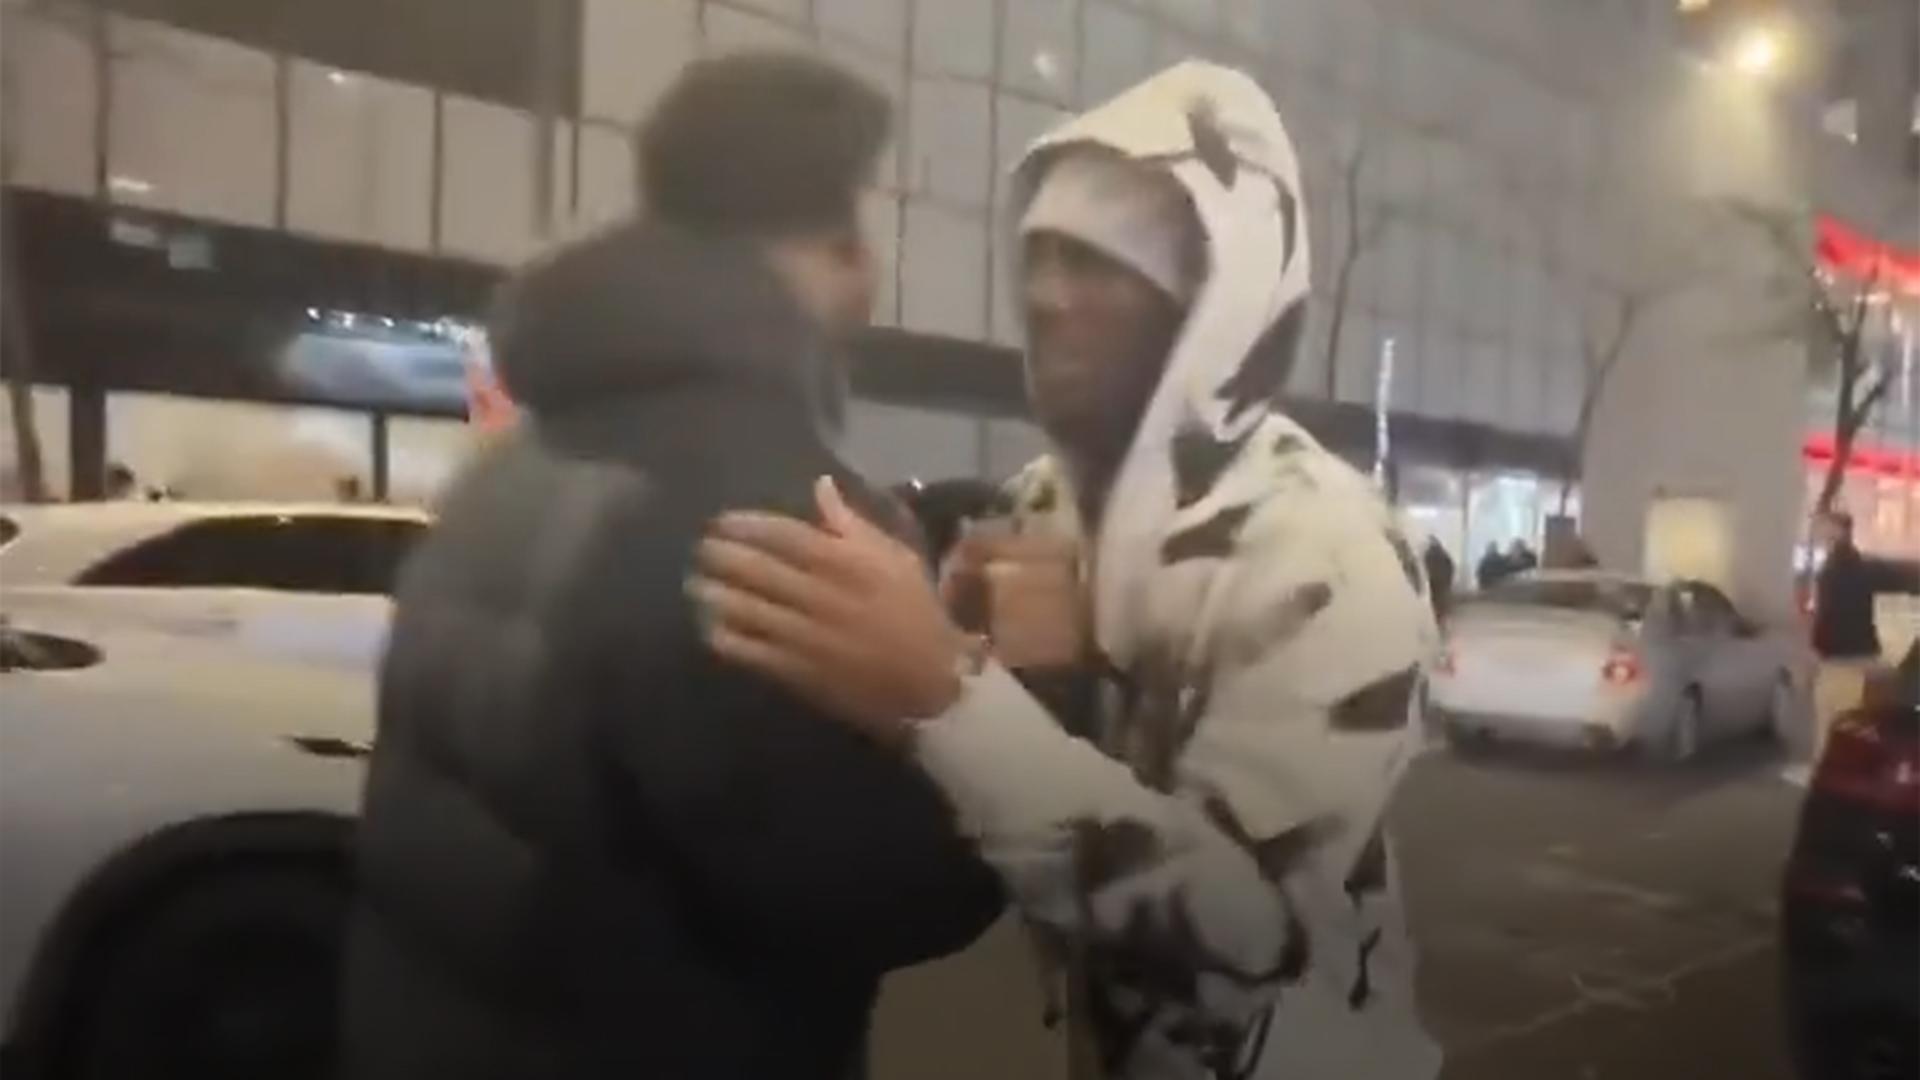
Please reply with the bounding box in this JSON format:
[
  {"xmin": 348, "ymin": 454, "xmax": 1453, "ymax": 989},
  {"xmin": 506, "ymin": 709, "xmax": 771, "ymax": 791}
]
[{"xmin": 908, "ymin": 62, "xmax": 1442, "ymax": 1079}]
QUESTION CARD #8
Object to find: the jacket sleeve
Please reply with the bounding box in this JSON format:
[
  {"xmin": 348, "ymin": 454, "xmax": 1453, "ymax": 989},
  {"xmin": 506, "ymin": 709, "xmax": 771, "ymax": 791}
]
[
  {"xmin": 908, "ymin": 504, "xmax": 1434, "ymax": 1043},
  {"xmin": 593, "ymin": 482, "xmax": 1004, "ymax": 977}
]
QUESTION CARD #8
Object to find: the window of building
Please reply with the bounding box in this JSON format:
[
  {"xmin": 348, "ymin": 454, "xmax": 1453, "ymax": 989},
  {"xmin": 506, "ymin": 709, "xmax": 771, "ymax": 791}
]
[{"xmin": 98, "ymin": 0, "xmax": 581, "ymax": 113}]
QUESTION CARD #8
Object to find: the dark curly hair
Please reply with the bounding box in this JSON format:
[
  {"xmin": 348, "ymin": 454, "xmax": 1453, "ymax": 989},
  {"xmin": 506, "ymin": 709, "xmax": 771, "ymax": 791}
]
[{"xmin": 638, "ymin": 52, "xmax": 891, "ymax": 237}]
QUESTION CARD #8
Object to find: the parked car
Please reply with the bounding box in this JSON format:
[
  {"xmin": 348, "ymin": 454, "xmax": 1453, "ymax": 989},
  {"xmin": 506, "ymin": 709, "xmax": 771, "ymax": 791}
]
[
  {"xmin": 0, "ymin": 502, "xmax": 427, "ymax": 1079},
  {"xmin": 1428, "ymin": 571, "xmax": 1808, "ymax": 761},
  {"xmin": 1781, "ymin": 643, "xmax": 1919, "ymax": 1080}
]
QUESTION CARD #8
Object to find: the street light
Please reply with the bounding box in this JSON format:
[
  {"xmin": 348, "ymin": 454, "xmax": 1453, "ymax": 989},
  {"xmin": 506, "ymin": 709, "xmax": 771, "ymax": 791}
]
[{"xmin": 1730, "ymin": 27, "xmax": 1781, "ymax": 76}]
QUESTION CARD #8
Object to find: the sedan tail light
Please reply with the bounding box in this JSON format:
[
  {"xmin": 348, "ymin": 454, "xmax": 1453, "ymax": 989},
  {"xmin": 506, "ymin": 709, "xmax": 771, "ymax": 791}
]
[
  {"xmin": 1813, "ymin": 713, "xmax": 1920, "ymax": 815},
  {"xmin": 1601, "ymin": 648, "xmax": 1642, "ymax": 686}
]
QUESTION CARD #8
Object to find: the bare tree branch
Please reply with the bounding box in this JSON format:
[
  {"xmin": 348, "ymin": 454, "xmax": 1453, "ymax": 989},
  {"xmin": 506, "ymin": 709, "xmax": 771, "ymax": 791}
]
[
  {"xmin": 1560, "ymin": 288, "xmax": 1651, "ymax": 513},
  {"xmin": 1320, "ymin": 142, "xmax": 1395, "ymax": 401}
]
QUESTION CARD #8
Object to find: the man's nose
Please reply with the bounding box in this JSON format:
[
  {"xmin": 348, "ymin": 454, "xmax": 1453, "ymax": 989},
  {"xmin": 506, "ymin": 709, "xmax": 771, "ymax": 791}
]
[{"xmin": 1022, "ymin": 257, "xmax": 1073, "ymax": 316}]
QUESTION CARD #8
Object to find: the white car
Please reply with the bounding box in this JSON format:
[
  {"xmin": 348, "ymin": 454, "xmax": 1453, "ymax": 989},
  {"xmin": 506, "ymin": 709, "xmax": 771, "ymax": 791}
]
[
  {"xmin": 1429, "ymin": 571, "xmax": 1809, "ymax": 762},
  {"xmin": 0, "ymin": 502, "xmax": 428, "ymax": 1079}
]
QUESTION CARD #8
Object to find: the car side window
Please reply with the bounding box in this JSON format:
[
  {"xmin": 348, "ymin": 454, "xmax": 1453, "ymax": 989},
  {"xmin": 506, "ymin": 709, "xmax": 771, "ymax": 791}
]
[{"xmin": 76, "ymin": 517, "xmax": 426, "ymax": 596}]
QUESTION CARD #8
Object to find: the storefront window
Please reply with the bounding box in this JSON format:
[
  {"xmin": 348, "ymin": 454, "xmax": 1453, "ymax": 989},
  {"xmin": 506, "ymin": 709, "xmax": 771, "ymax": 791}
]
[
  {"xmin": 1399, "ymin": 464, "xmax": 1467, "ymax": 588},
  {"xmin": 1465, "ymin": 470, "xmax": 1548, "ymax": 580}
]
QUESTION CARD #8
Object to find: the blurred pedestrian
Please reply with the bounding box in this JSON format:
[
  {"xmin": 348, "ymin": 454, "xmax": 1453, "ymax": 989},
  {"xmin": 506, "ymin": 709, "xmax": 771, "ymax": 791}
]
[
  {"xmin": 1476, "ymin": 541, "xmax": 1509, "ymax": 589},
  {"xmin": 1423, "ymin": 537, "xmax": 1456, "ymax": 619},
  {"xmin": 104, "ymin": 462, "xmax": 140, "ymax": 500},
  {"xmin": 1506, "ymin": 538, "xmax": 1539, "ymax": 576},
  {"xmin": 342, "ymin": 54, "xmax": 1000, "ymax": 1080},
  {"xmin": 1810, "ymin": 512, "xmax": 1885, "ymax": 757},
  {"xmin": 692, "ymin": 62, "xmax": 1442, "ymax": 1080},
  {"xmin": 1813, "ymin": 512, "xmax": 1882, "ymax": 662}
]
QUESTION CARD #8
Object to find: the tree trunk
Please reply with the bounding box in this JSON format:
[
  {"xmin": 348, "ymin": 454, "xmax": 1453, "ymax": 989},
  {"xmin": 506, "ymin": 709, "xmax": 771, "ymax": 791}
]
[
  {"xmin": 1322, "ymin": 257, "xmax": 1356, "ymax": 400},
  {"xmin": 1818, "ymin": 372, "xmax": 1890, "ymax": 516}
]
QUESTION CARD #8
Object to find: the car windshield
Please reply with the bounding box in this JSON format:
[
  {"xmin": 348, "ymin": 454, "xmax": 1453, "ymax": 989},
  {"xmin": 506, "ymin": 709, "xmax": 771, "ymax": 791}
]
[{"xmin": 1470, "ymin": 579, "xmax": 1654, "ymax": 622}]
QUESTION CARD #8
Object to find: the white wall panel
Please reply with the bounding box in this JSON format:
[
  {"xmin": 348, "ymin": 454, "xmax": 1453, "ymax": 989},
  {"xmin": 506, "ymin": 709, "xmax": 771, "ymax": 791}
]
[
  {"xmin": 844, "ymin": 400, "xmax": 981, "ymax": 483},
  {"xmin": 901, "ymin": 201, "xmax": 987, "ymax": 339},
  {"xmin": 1506, "ymin": 334, "xmax": 1549, "ymax": 434},
  {"xmin": 581, "ymin": 0, "xmax": 696, "ymax": 127},
  {"xmin": 995, "ymin": 96, "xmax": 1071, "ymax": 198},
  {"xmin": 1080, "ymin": 1, "xmax": 1154, "ymax": 107},
  {"xmin": 725, "ymin": 0, "xmax": 810, "ymax": 20},
  {"xmin": 907, "ymin": 76, "xmax": 991, "ymax": 207},
  {"xmin": 703, "ymin": 4, "xmax": 811, "ymax": 55},
  {"xmin": 1335, "ymin": 309, "xmax": 1378, "ymax": 407},
  {"xmin": 819, "ymin": 0, "xmax": 906, "ymax": 56},
  {"xmin": 818, "ymin": 38, "xmax": 905, "ymax": 191},
  {"xmin": 1262, "ymin": 0, "xmax": 1321, "ymax": 72},
  {"xmin": 862, "ymin": 189, "xmax": 903, "ymax": 326},
  {"xmin": 913, "ymin": 0, "xmax": 994, "ymax": 80},
  {"xmin": 286, "ymin": 63, "xmax": 433, "ymax": 252},
  {"xmin": 1462, "ymin": 338, "xmax": 1505, "ymax": 426},
  {"xmin": 3, "ymin": 8, "xmax": 98, "ymax": 197},
  {"xmin": 1376, "ymin": 224, "xmax": 1424, "ymax": 320},
  {"xmin": 985, "ymin": 418, "xmax": 1049, "ymax": 482},
  {"xmin": 1425, "ymin": 227, "xmax": 1466, "ymax": 329},
  {"xmin": 438, "ymin": 94, "xmax": 541, "ymax": 266},
  {"xmin": 1003, "ymin": 0, "xmax": 1078, "ymax": 104},
  {"xmin": 107, "ymin": 18, "xmax": 275, "ymax": 227},
  {"xmin": 1418, "ymin": 326, "xmax": 1464, "ymax": 421},
  {"xmin": 575, "ymin": 121, "xmax": 635, "ymax": 231}
]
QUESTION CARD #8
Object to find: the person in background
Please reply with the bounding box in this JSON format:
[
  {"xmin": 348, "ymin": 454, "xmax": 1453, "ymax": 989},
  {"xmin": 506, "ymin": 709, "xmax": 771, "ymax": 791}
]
[
  {"xmin": 1422, "ymin": 538, "xmax": 1456, "ymax": 620},
  {"xmin": 1809, "ymin": 511, "xmax": 1887, "ymax": 756},
  {"xmin": 692, "ymin": 62, "xmax": 1441, "ymax": 1080},
  {"xmin": 1506, "ymin": 538, "xmax": 1539, "ymax": 577},
  {"xmin": 1813, "ymin": 511, "xmax": 1882, "ymax": 663},
  {"xmin": 342, "ymin": 53, "xmax": 1000, "ymax": 1080},
  {"xmin": 1476, "ymin": 541, "xmax": 1509, "ymax": 590},
  {"xmin": 104, "ymin": 462, "xmax": 140, "ymax": 501}
]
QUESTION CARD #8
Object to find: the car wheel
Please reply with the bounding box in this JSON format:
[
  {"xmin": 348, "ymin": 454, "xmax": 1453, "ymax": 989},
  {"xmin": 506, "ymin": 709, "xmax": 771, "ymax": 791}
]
[
  {"xmin": 71, "ymin": 867, "xmax": 347, "ymax": 1080},
  {"xmin": 1660, "ymin": 689, "xmax": 1704, "ymax": 765}
]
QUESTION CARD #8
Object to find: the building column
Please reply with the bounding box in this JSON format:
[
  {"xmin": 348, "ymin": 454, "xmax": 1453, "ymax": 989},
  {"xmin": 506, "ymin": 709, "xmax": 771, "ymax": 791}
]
[{"xmin": 67, "ymin": 384, "xmax": 106, "ymax": 501}]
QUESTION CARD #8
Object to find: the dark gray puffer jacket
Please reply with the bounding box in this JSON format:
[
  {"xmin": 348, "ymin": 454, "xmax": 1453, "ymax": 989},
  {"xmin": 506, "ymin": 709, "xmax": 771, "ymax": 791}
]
[{"xmin": 342, "ymin": 221, "xmax": 1002, "ymax": 1080}]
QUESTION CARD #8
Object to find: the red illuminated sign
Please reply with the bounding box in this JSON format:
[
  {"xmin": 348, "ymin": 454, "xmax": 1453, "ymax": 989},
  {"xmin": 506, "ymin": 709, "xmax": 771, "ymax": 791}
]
[{"xmin": 1816, "ymin": 215, "xmax": 1920, "ymax": 297}]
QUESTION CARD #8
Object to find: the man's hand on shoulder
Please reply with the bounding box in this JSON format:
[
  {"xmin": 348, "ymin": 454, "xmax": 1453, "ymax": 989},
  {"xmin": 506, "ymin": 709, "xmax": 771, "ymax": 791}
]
[{"xmin": 689, "ymin": 476, "xmax": 971, "ymax": 748}]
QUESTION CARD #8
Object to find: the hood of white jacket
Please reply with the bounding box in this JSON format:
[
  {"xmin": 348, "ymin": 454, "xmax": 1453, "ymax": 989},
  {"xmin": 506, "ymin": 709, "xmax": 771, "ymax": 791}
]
[{"xmin": 1010, "ymin": 61, "xmax": 1314, "ymax": 658}]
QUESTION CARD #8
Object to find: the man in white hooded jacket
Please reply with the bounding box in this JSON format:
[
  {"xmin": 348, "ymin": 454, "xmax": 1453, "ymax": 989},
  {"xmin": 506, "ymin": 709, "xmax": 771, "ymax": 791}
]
[{"xmin": 690, "ymin": 61, "xmax": 1442, "ymax": 1080}]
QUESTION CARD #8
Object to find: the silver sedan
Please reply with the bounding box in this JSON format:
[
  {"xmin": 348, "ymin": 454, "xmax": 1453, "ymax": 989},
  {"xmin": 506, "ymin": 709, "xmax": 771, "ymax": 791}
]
[{"xmin": 1428, "ymin": 571, "xmax": 1810, "ymax": 762}]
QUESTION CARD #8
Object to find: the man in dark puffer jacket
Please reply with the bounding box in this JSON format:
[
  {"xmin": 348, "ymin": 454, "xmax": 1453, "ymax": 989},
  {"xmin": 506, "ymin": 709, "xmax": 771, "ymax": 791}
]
[{"xmin": 342, "ymin": 54, "xmax": 1002, "ymax": 1080}]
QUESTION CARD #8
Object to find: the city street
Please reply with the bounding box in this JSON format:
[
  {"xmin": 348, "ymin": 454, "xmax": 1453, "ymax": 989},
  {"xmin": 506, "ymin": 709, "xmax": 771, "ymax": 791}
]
[
  {"xmin": 1402, "ymin": 742, "xmax": 1802, "ymax": 1080},
  {"xmin": 871, "ymin": 740, "xmax": 1809, "ymax": 1080}
]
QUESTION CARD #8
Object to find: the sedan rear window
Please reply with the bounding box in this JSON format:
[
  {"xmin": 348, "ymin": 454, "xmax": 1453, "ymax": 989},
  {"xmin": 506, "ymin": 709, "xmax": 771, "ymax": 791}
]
[{"xmin": 1471, "ymin": 579, "xmax": 1654, "ymax": 621}]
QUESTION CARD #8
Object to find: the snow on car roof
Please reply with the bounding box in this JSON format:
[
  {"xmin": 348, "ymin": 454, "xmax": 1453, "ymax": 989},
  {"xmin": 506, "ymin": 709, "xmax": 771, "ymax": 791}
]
[{"xmin": 0, "ymin": 501, "xmax": 430, "ymax": 586}]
